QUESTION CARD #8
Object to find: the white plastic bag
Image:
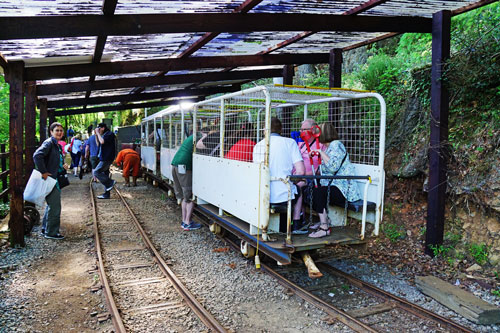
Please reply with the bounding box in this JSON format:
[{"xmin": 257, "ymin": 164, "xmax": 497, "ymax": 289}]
[{"xmin": 23, "ymin": 169, "xmax": 57, "ymax": 207}]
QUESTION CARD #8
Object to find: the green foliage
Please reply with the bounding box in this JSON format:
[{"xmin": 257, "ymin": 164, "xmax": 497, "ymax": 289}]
[
  {"xmin": 0, "ymin": 76, "xmax": 9, "ymax": 144},
  {"xmin": 428, "ymin": 244, "xmax": 451, "ymax": 258},
  {"xmin": 382, "ymin": 223, "xmax": 405, "ymax": 242},
  {"xmin": 468, "ymin": 243, "xmax": 489, "ymax": 266},
  {"xmin": 0, "ymin": 202, "xmax": 9, "ymax": 219},
  {"xmin": 492, "ymin": 289, "xmax": 500, "ymax": 298}
]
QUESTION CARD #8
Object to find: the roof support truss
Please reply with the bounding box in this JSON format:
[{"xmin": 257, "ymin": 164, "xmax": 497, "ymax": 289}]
[
  {"xmin": 27, "ymin": 54, "xmax": 328, "ymax": 80},
  {"xmin": 37, "ymin": 68, "xmax": 282, "ymax": 95},
  {"xmin": 0, "ymin": 14, "xmax": 431, "ymax": 40},
  {"xmin": 47, "ymin": 86, "xmax": 240, "ymax": 108}
]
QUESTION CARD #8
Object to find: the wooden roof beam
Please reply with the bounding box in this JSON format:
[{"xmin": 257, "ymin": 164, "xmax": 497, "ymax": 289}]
[
  {"xmin": 452, "ymin": 0, "xmax": 498, "ymax": 15},
  {"xmin": 37, "ymin": 68, "xmax": 282, "ymax": 95},
  {"xmin": 47, "ymin": 86, "xmax": 239, "ymax": 108},
  {"xmin": 84, "ymin": 1, "xmax": 118, "ymax": 109},
  {"xmin": 55, "ymin": 98, "xmax": 203, "ymax": 116},
  {"xmin": 102, "ymin": 0, "xmax": 119, "ymax": 16},
  {"xmin": 27, "ymin": 54, "xmax": 327, "ymax": 80},
  {"xmin": 259, "ymin": 0, "xmax": 390, "ymax": 54},
  {"xmin": 178, "ymin": 0, "xmax": 263, "ymax": 58},
  {"xmin": 0, "ymin": 14, "xmax": 431, "ymax": 40},
  {"xmin": 0, "ymin": 52, "xmax": 8, "ymax": 70}
]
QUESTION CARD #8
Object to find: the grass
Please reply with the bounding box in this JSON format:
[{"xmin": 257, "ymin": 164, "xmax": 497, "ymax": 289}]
[
  {"xmin": 382, "ymin": 223, "xmax": 406, "ymax": 242},
  {"xmin": 468, "ymin": 243, "xmax": 489, "ymax": 266}
]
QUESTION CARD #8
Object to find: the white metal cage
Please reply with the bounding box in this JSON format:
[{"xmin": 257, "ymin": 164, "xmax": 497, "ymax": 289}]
[{"xmin": 191, "ymin": 85, "xmax": 386, "ymax": 240}]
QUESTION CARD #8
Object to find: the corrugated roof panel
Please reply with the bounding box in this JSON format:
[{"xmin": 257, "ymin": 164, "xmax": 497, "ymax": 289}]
[
  {"xmin": 105, "ymin": 33, "xmax": 204, "ymax": 61},
  {"xmin": 0, "ymin": 37, "xmax": 95, "ymax": 60}
]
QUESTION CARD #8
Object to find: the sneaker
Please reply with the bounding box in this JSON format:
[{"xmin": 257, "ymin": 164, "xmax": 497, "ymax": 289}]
[
  {"xmin": 40, "ymin": 228, "xmax": 46, "ymax": 235},
  {"xmin": 97, "ymin": 192, "xmax": 110, "ymax": 199},
  {"xmin": 44, "ymin": 233, "xmax": 64, "ymax": 240},
  {"xmin": 292, "ymin": 219, "xmax": 308, "ymax": 235},
  {"xmin": 183, "ymin": 222, "xmax": 201, "ymax": 231},
  {"xmin": 106, "ymin": 180, "xmax": 116, "ymax": 192},
  {"xmin": 180, "ymin": 222, "xmax": 187, "ymax": 229}
]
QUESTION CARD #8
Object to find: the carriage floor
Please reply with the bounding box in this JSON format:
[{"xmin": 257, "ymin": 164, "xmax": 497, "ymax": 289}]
[{"xmin": 198, "ymin": 203, "xmax": 366, "ymax": 254}]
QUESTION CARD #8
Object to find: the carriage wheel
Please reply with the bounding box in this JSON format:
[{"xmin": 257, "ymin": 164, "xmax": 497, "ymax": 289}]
[{"xmin": 240, "ymin": 240, "xmax": 256, "ymax": 258}]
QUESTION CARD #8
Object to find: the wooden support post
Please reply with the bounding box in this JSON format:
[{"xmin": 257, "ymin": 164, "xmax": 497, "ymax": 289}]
[
  {"xmin": 425, "ymin": 10, "xmax": 451, "ymax": 256},
  {"xmin": 282, "ymin": 65, "xmax": 294, "ymax": 137},
  {"xmin": 48, "ymin": 109, "xmax": 56, "ymax": 126},
  {"xmin": 39, "ymin": 98, "xmax": 48, "ymax": 142},
  {"xmin": 329, "ymin": 48, "xmax": 343, "ymax": 129},
  {"xmin": 1, "ymin": 144, "xmax": 7, "ymax": 204},
  {"xmin": 24, "ymin": 81, "xmax": 37, "ymax": 183},
  {"xmin": 6, "ymin": 61, "xmax": 25, "ymax": 247}
]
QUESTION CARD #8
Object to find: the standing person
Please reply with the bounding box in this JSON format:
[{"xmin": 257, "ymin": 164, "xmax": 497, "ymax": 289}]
[
  {"xmin": 33, "ymin": 122, "xmax": 68, "ymax": 240},
  {"xmin": 87, "ymin": 124, "xmax": 93, "ymax": 136},
  {"xmin": 307, "ymin": 122, "xmax": 361, "ymax": 238},
  {"xmin": 172, "ymin": 133, "xmax": 201, "ymax": 231},
  {"xmin": 78, "ymin": 134, "xmax": 89, "ymax": 179},
  {"xmin": 87, "ymin": 130, "xmax": 100, "ymax": 182},
  {"xmin": 114, "ymin": 148, "xmax": 140, "ymax": 187},
  {"xmin": 70, "ymin": 134, "xmax": 83, "ymax": 177},
  {"xmin": 253, "ymin": 117, "xmax": 305, "ymax": 233},
  {"xmin": 67, "ymin": 126, "xmax": 75, "ymax": 141},
  {"xmin": 94, "ymin": 123, "xmax": 116, "ymax": 199}
]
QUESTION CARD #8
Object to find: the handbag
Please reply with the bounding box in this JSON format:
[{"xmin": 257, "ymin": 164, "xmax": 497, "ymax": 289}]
[{"xmin": 57, "ymin": 169, "xmax": 70, "ymax": 189}]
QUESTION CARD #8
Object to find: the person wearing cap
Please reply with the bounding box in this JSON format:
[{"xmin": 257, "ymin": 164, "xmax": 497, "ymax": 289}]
[{"xmin": 94, "ymin": 123, "xmax": 116, "ymax": 199}]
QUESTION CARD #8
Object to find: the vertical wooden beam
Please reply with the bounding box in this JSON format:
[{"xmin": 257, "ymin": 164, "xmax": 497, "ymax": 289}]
[
  {"xmin": 425, "ymin": 10, "xmax": 451, "ymax": 256},
  {"xmin": 329, "ymin": 48, "xmax": 343, "ymax": 128},
  {"xmin": 329, "ymin": 48, "xmax": 342, "ymax": 88},
  {"xmin": 48, "ymin": 109, "xmax": 56, "ymax": 126},
  {"xmin": 282, "ymin": 65, "xmax": 294, "ymax": 137},
  {"xmin": 39, "ymin": 98, "xmax": 48, "ymax": 142},
  {"xmin": 6, "ymin": 61, "xmax": 25, "ymax": 247},
  {"xmin": 24, "ymin": 81, "xmax": 37, "ymax": 182}
]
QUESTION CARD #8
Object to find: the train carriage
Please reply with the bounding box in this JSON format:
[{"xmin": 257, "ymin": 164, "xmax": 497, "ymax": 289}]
[{"xmin": 142, "ymin": 85, "xmax": 386, "ymax": 267}]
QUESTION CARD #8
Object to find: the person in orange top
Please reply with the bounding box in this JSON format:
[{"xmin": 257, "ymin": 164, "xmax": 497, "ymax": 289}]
[{"xmin": 114, "ymin": 148, "xmax": 140, "ymax": 187}]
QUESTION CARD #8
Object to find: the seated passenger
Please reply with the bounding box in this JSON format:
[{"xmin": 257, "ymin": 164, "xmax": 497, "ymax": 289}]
[
  {"xmin": 225, "ymin": 123, "xmax": 256, "ymax": 162},
  {"xmin": 298, "ymin": 119, "xmax": 326, "ymax": 176},
  {"xmin": 295, "ymin": 119, "xmax": 326, "ymax": 218},
  {"xmin": 307, "ymin": 122, "xmax": 361, "ymax": 238},
  {"xmin": 196, "ymin": 126, "xmax": 221, "ymax": 156},
  {"xmin": 253, "ymin": 117, "xmax": 306, "ymax": 234}
]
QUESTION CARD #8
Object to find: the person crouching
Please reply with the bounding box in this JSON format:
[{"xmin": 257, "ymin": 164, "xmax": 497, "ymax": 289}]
[{"xmin": 114, "ymin": 148, "xmax": 140, "ymax": 187}]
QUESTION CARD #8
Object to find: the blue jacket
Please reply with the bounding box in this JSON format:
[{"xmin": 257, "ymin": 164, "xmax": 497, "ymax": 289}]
[{"xmin": 98, "ymin": 130, "xmax": 116, "ymax": 162}]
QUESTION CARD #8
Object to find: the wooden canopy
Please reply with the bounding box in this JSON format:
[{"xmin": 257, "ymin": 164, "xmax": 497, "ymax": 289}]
[{"xmin": 0, "ymin": 0, "xmax": 495, "ymax": 250}]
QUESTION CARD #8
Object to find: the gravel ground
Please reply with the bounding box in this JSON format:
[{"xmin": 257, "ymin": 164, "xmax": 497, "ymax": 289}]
[
  {"xmin": 1, "ymin": 171, "xmax": 499, "ymax": 332},
  {"xmin": 326, "ymin": 259, "xmax": 500, "ymax": 332},
  {"xmin": 122, "ymin": 179, "xmax": 345, "ymax": 332},
  {"xmin": 0, "ymin": 177, "xmax": 113, "ymax": 332}
]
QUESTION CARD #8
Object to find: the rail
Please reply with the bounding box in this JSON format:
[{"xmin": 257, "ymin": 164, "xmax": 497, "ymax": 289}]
[
  {"xmin": 90, "ymin": 178, "xmax": 227, "ymax": 332},
  {"xmin": 144, "ymin": 170, "xmax": 476, "ymax": 332}
]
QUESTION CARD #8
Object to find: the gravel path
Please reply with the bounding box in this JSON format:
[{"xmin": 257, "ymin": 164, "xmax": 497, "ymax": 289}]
[
  {"xmin": 0, "ymin": 176, "xmax": 113, "ymax": 332},
  {"xmin": 1, "ymin": 171, "xmax": 499, "ymax": 332}
]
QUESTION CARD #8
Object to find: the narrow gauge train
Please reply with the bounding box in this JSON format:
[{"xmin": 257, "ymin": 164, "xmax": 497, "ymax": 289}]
[{"xmin": 141, "ymin": 85, "xmax": 386, "ymax": 267}]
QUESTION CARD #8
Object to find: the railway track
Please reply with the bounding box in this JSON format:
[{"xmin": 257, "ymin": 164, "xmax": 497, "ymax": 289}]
[
  {"xmin": 90, "ymin": 180, "xmax": 226, "ymax": 333},
  {"xmin": 144, "ymin": 171, "xmax": 476, "ymax": 332}
]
